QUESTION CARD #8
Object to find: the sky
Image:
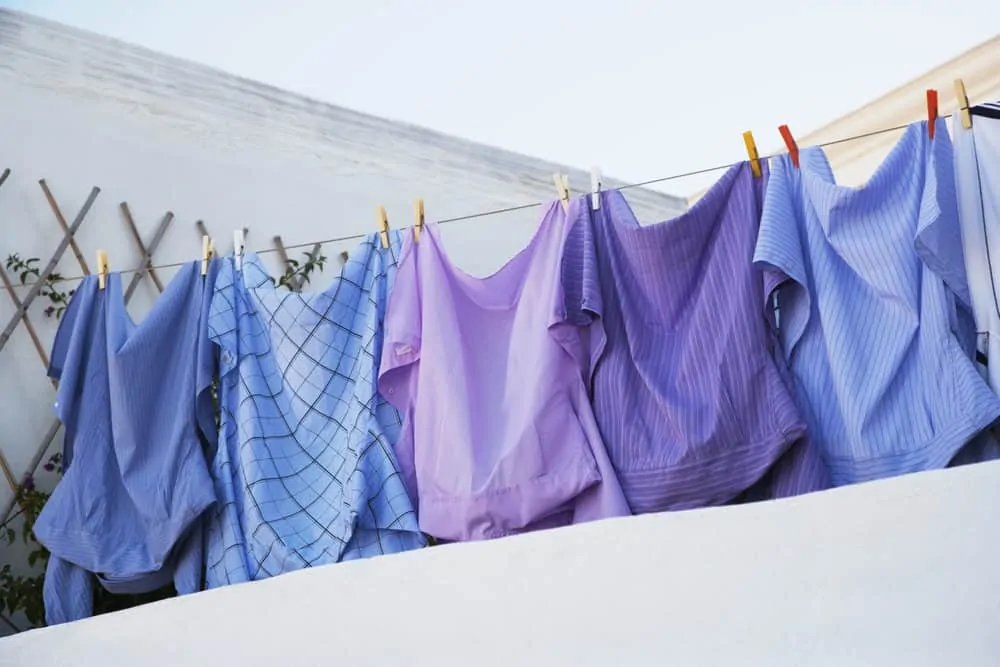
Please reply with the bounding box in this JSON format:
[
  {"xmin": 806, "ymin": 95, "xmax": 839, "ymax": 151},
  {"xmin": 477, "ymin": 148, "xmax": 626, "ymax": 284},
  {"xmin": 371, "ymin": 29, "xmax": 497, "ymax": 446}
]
[{"xmin": 1, "ymin": 0, "xmax": 998, "ymax": 196}]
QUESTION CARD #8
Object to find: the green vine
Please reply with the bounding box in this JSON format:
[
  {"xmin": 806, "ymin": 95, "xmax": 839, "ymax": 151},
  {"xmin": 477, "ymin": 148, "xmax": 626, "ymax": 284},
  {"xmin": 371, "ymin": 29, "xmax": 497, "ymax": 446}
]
[
  {"xmin": 275, "ymin": 248, "xmax": 327, "ymax": 290},
  {"xmin": 0, "ymin": 248, "xmax": 327, "ymax": 632},
  {"xmin": 5, "ymin": 254, "xmax": 74, "ymax": 318},
  {"xmin": 0, "ymin": 454, "xmax": 57, "ymax": 628}
]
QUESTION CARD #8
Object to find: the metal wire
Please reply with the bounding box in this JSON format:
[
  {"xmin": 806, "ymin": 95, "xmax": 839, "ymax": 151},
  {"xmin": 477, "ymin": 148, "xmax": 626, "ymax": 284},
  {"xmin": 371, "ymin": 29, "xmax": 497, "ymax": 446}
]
[{"xmin": 0, "ymin": 117, "xmax": 932, "ymax": 290}]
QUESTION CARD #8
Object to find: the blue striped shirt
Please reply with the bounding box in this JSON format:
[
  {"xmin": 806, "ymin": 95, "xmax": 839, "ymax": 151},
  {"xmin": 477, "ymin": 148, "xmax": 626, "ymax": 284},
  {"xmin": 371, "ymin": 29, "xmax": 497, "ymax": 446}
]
[
  {"xmin": 754, "ymin": 118, "xmax": 1000, "ymax": 485},
  {"xmin": 35, "ymin": 262, "xmax": 218, "ymax": 625}
]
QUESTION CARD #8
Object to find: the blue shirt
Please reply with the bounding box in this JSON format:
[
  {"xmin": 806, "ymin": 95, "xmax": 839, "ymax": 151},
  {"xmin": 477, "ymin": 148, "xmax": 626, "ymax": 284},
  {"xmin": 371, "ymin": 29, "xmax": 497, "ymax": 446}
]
[
  {"xmin": 754, "ymin": 118, "xmax": 1000, "ymax": 485},
  {"xmin": 204, "ymin": 231, "xmax": 424, "ymax": 587},
  {"xmin": 34, "ymin": 261, "xmax": 219, "ymax": 625}
]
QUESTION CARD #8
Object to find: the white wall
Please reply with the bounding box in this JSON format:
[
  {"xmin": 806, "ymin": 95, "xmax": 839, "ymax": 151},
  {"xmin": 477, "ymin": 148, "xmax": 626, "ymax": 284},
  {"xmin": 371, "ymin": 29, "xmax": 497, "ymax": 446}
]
[
  {"xmin": 3, "ymin": 461, "xmax": 999, "ymax": 665},
  {"xmin": 0, "ymin": 8, "xmax": 687, "ymax": 550}
]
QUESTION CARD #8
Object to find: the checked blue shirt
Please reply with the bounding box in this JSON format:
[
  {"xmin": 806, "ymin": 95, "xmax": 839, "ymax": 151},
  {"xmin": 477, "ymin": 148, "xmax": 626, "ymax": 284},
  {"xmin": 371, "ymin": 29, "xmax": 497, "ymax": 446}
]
[{"xmin": 204, "ymin": 231, "xmax": 424, "ymax": 588}]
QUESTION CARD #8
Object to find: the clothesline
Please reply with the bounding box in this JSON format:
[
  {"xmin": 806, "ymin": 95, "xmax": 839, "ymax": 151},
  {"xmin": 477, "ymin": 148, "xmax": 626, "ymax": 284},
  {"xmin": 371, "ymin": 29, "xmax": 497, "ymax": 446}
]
[
  {"xmin": 0, "ymin": 118, "xmax": 929, "ymax": 292},
  {"xmin": 12, "ymin": 97, "xmax": 1000, "ymax": 630}
]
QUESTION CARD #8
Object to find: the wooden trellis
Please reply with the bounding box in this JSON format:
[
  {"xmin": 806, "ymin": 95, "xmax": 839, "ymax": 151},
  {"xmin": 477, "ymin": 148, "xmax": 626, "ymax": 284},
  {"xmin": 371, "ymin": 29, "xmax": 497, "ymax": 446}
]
[
  {"xmin": 0, "ymin": 171, "xmax": 189, "ymax": 528},
  {"xmin": 0, "ymin": 166, "xmax": 277, "ymax": 635}
]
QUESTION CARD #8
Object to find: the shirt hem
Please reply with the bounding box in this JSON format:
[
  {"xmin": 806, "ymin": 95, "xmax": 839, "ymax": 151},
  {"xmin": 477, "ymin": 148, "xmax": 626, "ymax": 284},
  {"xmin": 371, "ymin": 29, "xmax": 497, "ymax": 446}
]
[
  {"xmin": 416, "ymin": 457, "xmax": 602, "ymax": 541},
  {"xmin": 615, "ymin": 422, "xmax": 808, "ymax": 513},
  {"xmin": 35, "ymin": 499, "xmax": 212, "ymax": 575},
  {"xmin": 824, "ymin": 407, "xmax": 1000, "ymax": 486}
]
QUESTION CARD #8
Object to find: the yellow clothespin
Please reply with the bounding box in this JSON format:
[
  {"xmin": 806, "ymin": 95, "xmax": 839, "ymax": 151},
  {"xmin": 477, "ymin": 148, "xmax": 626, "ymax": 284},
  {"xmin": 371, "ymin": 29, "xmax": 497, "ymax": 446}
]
[
  {"xmin": 96, "ymin": 250, "xmax": 109, "ymax": 290},
  {"xmin": 413, "ymin": 198, "xmax": 425, "ymax": 243},
  {"xmin": 743, "ymin": 131, "xmax": 762, "ymax": 178},
  {"xmin": 201, "ymin": 234, "xmax": 214, "ymax": 276},
  {"xmin": 552, "ymin": 173, "xmax": 570, "ymax": 212},
  {"xmin": 377, "ymin": 205, "xmax": 390, "ymax": 249},
  {"xmin": 954, "ymin": 79, "xmax": 972, "ymax": 130}
]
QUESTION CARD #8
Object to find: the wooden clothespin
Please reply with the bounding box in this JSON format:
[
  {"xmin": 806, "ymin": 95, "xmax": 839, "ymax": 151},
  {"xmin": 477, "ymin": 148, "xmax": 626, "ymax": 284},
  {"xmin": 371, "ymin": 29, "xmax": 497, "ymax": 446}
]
[
  {"xmin": 96, "ymin": 250, "xmax": 109, "ymax": 290},
  {"xmin": 743, "ymin": 131, "xmax": 762, "ymax": 178},
  {"xmin": 553, "ymin": 173, "xmax": 570, "ymax": 212},
  {"xmin": 233, "ymin": 229, "xmax": 245, "ymax": 271},
  {"xmin": 926, "ymin": 89, "xmax": 939, "ymax": 139},
  {"xmin": 413, "ymin": 198, "xmax": 425, "ymax": 243},
  {"xmin": 777, "ymin": 124, "xmax": 799, "ymax": 168},
  {"xmin": 954, "ymin": 79, "xmax": 972, "ymax": 130},
  {"xmin": 377, "ymin": 205, "xmax": 390, "ymax": 249},
  {"xmin": 201, "ymin": 234, "xmax": 215, "ymax": 276},
  {"xmin": 590, "ymin": 167, "xmax": 602, "ymax": 210}
]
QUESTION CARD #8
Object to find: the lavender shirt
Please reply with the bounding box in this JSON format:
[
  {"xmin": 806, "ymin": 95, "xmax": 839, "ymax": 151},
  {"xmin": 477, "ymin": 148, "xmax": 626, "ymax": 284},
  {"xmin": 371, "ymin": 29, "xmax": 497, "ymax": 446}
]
[
  {"xmin": 379, "ymin": 206, "xmax": 631, "ymax": 541},
  {"xmin": 560, "ymin": 164, "xmax": 830, "ymax": 514}
]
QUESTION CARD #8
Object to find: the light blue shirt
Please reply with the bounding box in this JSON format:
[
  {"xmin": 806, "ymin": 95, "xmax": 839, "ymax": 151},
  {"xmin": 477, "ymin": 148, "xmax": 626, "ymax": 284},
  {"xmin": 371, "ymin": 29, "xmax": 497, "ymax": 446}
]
[
  {"xmin": 35, "ymin": 261, "xmax": 219, "ymax": 625},
  {"xmin": 204, "ymin": 231, "xmax": 424, "ymax": 587},
  {"xmin": 754, "ymin": 118, "xmax": 1000, "ymax": 485}
]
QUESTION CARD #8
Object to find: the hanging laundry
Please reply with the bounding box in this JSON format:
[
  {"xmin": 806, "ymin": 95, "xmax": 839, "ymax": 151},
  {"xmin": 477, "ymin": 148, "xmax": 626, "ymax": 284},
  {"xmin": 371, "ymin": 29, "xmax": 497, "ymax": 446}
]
[
  {"xmin": 953, "ymin": 101, "xmax": 1000, "ymax": 393},
  {"xmin": 204, "ymin": 232, "xmax": 424, "ymax": 588},
  {"xmin": 559, "ymin": 164, "xmax": 829, "ymax": 514},
  {"xmin": 754, "ymin": 118, "xmax": 1000, "ymax": 486},
  {"xmin": 33, "ymin": 260, "xmax": 220, "ymax": 625},
  {"xmin": 379, "ymin": 206, "xmax": 631, "ymax": 542}
]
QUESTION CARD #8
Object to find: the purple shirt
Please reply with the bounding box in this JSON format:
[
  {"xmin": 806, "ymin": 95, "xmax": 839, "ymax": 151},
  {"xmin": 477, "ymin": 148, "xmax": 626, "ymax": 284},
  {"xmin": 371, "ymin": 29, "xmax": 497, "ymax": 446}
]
[
  {"xmin": 560, "ymin": 163, "xmax": 830, "ymax": 514},
  {"xmin": 379, "ymin": 205, "xmax": 631, "ymax": 541}
]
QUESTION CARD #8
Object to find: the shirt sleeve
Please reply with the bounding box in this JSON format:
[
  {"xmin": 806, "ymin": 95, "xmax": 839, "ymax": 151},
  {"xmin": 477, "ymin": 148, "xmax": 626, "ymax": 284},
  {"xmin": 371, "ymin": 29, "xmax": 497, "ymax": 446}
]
[
  {"xmin": 377, "ymin": 231, "xmax": 422, "ymax": 411},
  {"xmin": 753, "ymin": 154, "xmax": 812, "ymax": 360},
  {"xmin": 558, "ymin": 199, "xmax": 603, "ymax": 326},
  {"xmin": 915, "ymin": 118, "xmax": 977, "ymax": 354},
  {"xmin": 551, "ymin": 200, "xmax": 606, "ymax": 387},
  {"xmin": 43, "ymin": 556, "xmax": 93, "ymax": 626},
  {"xmin": 206, "ymin": 257, "xmax": 241, "ymax": 379},
  {"xmin": 48, "ymin": 277, "xmax": 92, "ymax": 383}
]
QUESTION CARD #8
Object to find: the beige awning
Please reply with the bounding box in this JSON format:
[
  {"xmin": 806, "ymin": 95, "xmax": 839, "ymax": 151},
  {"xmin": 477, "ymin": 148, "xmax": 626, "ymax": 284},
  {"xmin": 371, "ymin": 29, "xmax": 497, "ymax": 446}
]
[{"xmin": 689, "ymin": 34, "xmax": 1000, "ymax": 203}]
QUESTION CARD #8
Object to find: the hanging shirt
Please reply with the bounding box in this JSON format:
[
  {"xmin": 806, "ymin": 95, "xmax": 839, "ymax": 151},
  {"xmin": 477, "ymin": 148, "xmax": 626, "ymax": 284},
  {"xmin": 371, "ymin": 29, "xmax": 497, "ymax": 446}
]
[
  {"xmin": 559, "ymin": 164, "xmax": 830, "ymax": 514},
  {"xmin": 953, "ymin": 101, "xmax": 1000, "ymax": 393},
  {"xmin": 753, "ymin": 118, "xmax": 1000, "ymax": 486},
  {"xmin": 205, "ymin": 232, "xmax": 424, "ymax": 588},
  {"xmin": 379, "ymin": 205, "xmax": 631, "ymax": 542},
  {"xmin": 34, "ymin": 261, "xmax": 219, "ymax": 625}
]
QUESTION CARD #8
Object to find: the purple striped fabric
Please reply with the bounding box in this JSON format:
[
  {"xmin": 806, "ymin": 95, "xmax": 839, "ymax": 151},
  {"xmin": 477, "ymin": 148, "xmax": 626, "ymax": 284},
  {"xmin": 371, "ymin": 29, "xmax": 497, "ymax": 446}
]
[{"xmin": 560, "ymin": 162, "xmax": 830, "ymax": 514}]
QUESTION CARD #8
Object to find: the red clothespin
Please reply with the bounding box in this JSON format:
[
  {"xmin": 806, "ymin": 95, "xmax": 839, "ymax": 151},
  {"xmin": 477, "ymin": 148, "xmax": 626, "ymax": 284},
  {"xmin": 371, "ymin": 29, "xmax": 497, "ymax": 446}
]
[
  {"xmin": 778, "ymin": 124, "xmax": 799, "ymax": 168},
  {"xmin": 926, "ymin": 89, "xmax": 939, "ymax": 139}
]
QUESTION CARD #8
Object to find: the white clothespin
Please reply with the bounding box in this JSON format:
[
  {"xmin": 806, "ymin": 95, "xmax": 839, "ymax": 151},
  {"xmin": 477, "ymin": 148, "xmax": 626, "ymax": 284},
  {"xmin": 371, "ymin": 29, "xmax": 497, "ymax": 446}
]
[
  {"xmin": 552, "ymin": 172, "xmax": 570, "ymax": 212},
  {"xmin": 590, "ymin": 167, "xmax": 602, "ymax": 210},
  {"xmin": 233, "ymin": 229, "xmax": 245, "ymax": 271}
]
